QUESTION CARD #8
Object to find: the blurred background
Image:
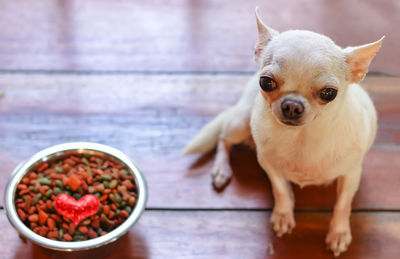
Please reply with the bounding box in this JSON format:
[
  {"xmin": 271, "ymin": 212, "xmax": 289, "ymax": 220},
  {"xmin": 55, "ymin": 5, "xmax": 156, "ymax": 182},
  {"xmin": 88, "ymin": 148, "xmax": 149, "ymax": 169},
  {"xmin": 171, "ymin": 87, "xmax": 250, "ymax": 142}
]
[{"xmin": 0, "ymin": 0, "xmax": 398, "ymax": 75}]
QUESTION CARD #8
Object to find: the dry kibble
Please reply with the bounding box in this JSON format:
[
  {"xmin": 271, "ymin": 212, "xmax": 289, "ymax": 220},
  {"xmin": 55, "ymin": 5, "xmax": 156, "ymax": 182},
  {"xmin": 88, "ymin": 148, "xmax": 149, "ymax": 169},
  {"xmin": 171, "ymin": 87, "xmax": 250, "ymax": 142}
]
[
  {"xmin": 28, "ymin": 214, "xmax": 39, "ymax": 222},
  {"xmin": 14, "ymin": 154, "xmax": 137, "ymax": 242},
  {"xmin": 64, "ymin": 233, "xmax": 73, "ymax": 241},
  {"xmin": 47, "ymin": 218, "xmax": 56, "ymax": 230},
  {"xmin": 38, "ymin": 210, "xmax": 48, "ymax": 225},
  {"xmin": 87, "ymin": 228, "xmax": 98, "ymax": 239}
]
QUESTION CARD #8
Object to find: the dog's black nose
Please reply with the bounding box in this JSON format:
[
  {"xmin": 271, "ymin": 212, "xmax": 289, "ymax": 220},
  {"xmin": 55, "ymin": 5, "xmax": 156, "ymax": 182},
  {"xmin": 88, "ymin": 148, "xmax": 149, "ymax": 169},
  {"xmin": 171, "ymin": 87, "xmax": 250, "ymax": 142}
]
[{"xmin": 281, "ymin": 99, "xmax": 304, "ymax": 120}]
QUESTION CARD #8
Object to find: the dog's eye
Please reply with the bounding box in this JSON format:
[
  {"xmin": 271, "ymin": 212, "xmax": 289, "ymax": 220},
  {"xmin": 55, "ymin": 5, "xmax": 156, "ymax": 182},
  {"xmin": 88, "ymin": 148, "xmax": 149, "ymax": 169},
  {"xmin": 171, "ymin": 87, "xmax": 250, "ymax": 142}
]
[
  {"xmin": 318, "ymin": 87, "xmax": 337, "ymax": 102},
  {"xmin": 259, "ymin": 76, "xmax": 278, "ymax": 92}
]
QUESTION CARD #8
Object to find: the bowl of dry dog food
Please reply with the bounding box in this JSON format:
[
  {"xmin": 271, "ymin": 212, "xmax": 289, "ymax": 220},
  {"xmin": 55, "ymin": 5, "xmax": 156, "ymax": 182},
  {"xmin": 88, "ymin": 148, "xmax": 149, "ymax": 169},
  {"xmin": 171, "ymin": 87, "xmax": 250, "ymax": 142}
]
[{"xmin": 4, "ymin": 142, "xmax": 147, "ymax": 251}]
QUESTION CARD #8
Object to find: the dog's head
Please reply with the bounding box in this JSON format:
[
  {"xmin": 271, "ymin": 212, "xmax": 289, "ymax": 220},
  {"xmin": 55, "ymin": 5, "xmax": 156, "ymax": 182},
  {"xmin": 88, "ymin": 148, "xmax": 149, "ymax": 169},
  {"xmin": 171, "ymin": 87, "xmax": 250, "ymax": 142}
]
[{"xmin": 254, "ymin": 7, "xmax": 383, "ymax": 127}]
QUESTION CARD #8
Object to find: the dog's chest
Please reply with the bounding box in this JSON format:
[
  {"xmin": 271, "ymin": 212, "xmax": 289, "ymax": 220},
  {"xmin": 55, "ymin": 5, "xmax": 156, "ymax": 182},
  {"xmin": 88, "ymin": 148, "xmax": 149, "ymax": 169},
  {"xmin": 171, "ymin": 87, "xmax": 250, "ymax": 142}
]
[{"xmin": 256, "ymin": 129, "xmax": 348, "ymax": 187}]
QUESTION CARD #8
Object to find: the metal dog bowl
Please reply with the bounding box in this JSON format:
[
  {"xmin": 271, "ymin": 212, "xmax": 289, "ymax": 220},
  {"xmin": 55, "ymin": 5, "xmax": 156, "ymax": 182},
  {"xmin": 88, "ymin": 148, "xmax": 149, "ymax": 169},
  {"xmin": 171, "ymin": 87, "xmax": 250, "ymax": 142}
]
[{"xmin": 4, "ymin": 142, "xmax": 147, "ymax": 251}]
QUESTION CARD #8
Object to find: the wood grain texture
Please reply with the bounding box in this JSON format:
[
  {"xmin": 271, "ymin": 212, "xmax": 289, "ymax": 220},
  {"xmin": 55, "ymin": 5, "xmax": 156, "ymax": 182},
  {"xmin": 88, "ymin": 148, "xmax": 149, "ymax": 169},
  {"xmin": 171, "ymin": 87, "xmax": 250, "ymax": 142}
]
[
  {"xmin": 0, "ymin": 0, "xmax": 398, "ymax": 74},
  {"xmin": 1, "ymin": 210, "xmax": 400, "ymax": 259},
  {"xmin": 0, "ymin": 74, "xmax": 399, "ymax": 209}
]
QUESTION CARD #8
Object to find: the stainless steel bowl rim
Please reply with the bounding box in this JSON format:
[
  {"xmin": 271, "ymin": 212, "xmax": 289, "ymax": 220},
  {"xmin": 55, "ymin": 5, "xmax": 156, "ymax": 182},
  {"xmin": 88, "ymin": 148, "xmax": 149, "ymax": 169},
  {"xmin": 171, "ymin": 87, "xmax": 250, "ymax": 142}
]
[{"xmin": 4, "ymin": 142, "xmax": 147, "ymax": 251}]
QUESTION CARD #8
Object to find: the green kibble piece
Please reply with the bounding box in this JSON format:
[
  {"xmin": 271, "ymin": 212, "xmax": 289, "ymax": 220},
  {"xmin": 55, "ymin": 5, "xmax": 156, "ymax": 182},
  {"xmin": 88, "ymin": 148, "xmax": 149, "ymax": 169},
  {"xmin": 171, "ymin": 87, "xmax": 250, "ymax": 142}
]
[
  {"xmin": 59, "ymin": 229, "xmax": 64, "ymax": 240},
  {"xmin": 55, "ymin": 180, "xmax": 64, "ymax": 188},
  {"xmin": 29, "ymin": 186, "xmax": 35, "ymax": 191},
  {"xmin": 114, "ymin": 193, "xmax": 122, "ymax": 203},
  {"xmin": 109, "ymin": 179, "xmax": 118, "ymax": 189},
  {"xmin": 94, "ymin": 192, "xmax": 101, "ymax": 198},
  {"xmin": 101, "ymin": 165, "xmax": 108, "ymax": 170},
  {"xmin": 116, "ymin": 209, "xmax": 121, "ymax": 216},
  {"xmin": 97, "ymin": 228, "xmax": 103, "ymax": 235},
  {"xmin": 121, "ymin": 169, "xmax": 129, "ymax": 175},
  {"xmin": 39, "ymin": 177, "xmax": 51, "ymax": 186},
  {"xmin": 84, "ymin": 166, "xmax": 92, "ymax": 177},
  {"xmin": 45, "ymin": 189, "xmax": 53, "ymax": 197},
  {"xmin": 120, "ymin": 201, "xmax": 127, "ymax": 207},
  {"xmin": 34, "ymin": 193, "xmax": 42, "ymax": 204},
  {"xmin": 73, "ymin": 235, "xmax": 86, "ymax": 241},
  {"xmin": 54, "ymin": 187, "xmax": 62, "ymax": 195},
  {"xmin": 73, "ymin": 193, "xmax": 81, "ymax": 200},
  {"xmin": 54, "ymin": 166, "xmax": 63, "ymax": 174},
  {"xmin": 124, "ymin": 206, "xmax": 132, "ymax": 214},
  {"xmin": 100, "ymin": 174, "xmax": 112, "ymax": 181},
  {"xmin": 81, "ymin": 157, "xmax": 89, "ymax": 165},
  {"xmin": 65, "ymin": 185, "xmax": 71, "ymax": 191},
  {"xmin": 103, "ymin": 180, "xmax": 110, "ymax": 188}
]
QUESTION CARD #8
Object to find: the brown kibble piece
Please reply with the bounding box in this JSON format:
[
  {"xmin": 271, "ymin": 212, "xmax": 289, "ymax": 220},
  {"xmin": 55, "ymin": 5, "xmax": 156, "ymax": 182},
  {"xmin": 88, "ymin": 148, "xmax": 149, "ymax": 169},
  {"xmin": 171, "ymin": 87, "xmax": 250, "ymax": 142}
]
[
  {"xmin": 66, "ymin": 174, "xmax": 81, "ymax": 191},
  {"xmin": 24, "ymin": 195, "xmax": 33, "ymax": 211},
  {"xmin": 29, "ymin": 172, "xmax": 38, "ymax": 179},
  {"xmin": 47, "ymin": 218, "xmax": 56, "ymax": 230},
  {"xmin": 47, "ymin": 230, "xmax": 58, "ymax": 239},
  {"xmin": 87, "ymin": 228, "xmax": 98, "ymax": 239},
  {"xmin": 17, "ymin": 184, "xmax": 27, "ymax": 190},
  {"xmin": 19, "ymin": 189, "xmax": 30, "ymax": 196},
  {"xmin": 120, "ymin": 210, "xmax": 129, "ymax": 218},
  {"xmin": 78, "ymin": 226, "xmax": 88, "ymax": 234},
  {"xmin": 122, "ymin": 180, "xmax": 134, "ymax": 189},
  {"xmin": 39, "ymin": 226, "xmax": 49, "ymax": 237},
  {"xmin": 100, "ymin": 195, "xmax": 108, "ymax": 202},
  {"xmin": 110, "ymin": 204, "xmax": 117, "ymax": 211},
  {"xmin": 91, "ymin": 218, "xmax": 100, "ymax": 229},
  {"xmin": 28, "ymin": 206, "xmax": 36, "ymax": 214},
  {"xmin": 128, "ymin": 196, "xmax": 136, "ymax": 206},
  {"xmin": 64, "ymin": 233, "xmax": 73, "ymax": 241},
  {"xmin": 17, "ymin": 209, "xmax": 27, "ymax": 221},
  {"xmin": 103, "ymin": 205, "xmax": 110, "ymax": 216},
  {"xmin": 38, "ymin": 210, "xmax": 48, "ymax": 225},
  {"xmin": 39, "ymin": 185, "xmax": 50, "ymax": 195},
  {"xmin": 33, "ymin": 226, "xmax": 41, "ymax": 234},
  {"xmin": 37, "ymin": 163, "xmax": 49, "ymax": 172},
  {"xmin": 95, "ymin": 184, "xmax": 105, "ymax": 192},
  {"xmin": 51, "ymin": 214, "xmax": 62, "ymax": 223},
  {"xmin": 68, "ymin": 223, "xmax": 76, "ymax": 235},
  {"xmin": 46, "ymin": 200, "xmax": 53, "ymax": 210},
  {"xmin": 28, "ymin": 214, "xmax": 39, "ymax": 222},
  {"xmin": 100, "ymin": 214, "xmax": 115, "ymax": 231},
  {"xmin": 82, "ymin": 219, "xmax": 91, "ymax": 225}
]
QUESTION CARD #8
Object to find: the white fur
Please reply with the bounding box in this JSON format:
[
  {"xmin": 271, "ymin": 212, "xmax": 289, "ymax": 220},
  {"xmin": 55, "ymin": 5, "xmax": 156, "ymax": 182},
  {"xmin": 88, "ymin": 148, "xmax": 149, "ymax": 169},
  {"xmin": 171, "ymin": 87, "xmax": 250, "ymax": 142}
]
[{"xmin": 184, "ymin": 7, "xmax": 383, "ymax": 257}]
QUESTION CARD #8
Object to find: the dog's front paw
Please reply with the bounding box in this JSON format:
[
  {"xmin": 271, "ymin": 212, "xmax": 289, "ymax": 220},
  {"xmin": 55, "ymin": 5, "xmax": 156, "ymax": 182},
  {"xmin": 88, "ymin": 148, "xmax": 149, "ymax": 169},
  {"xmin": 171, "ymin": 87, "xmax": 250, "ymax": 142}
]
[
  {"xmin": 326, "ymin": 227, "xmax": 352, "ymax": 257},
  {"xmin": 211, "ymin": 160, "xmax": 232, "ymax": 190},
  {"xmin": 270, "ymin": 209, "xmax": 295, "ymax": 237}
]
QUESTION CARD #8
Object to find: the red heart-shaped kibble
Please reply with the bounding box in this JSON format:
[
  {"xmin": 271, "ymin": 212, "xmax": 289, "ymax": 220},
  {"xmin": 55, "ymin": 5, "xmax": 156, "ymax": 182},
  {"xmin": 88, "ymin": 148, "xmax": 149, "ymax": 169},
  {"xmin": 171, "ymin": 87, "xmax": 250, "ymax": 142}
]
[{"xmin": 54, "ymin": 194, "xmax": 100, "ymax": 225}]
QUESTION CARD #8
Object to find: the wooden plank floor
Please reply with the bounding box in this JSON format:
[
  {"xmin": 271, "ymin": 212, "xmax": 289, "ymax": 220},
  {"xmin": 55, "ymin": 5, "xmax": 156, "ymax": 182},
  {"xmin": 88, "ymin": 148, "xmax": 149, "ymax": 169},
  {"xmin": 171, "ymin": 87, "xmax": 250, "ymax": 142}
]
[
  {"xmin": 1, "ymin": 210, "xmax": 400, "ymax": 259},
  {"xmin": 0, "ymin": 0, "xmax": 399, "ymax": 75},
  {"xmin": 0, "ymin": 0, "xmax": 400, "ymax": 258}
]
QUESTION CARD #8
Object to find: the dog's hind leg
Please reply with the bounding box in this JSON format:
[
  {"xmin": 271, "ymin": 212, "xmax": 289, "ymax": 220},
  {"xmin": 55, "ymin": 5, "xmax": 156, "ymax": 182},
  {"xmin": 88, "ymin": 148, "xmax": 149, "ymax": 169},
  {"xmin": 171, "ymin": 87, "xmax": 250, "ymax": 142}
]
[
  {"xmin": 211, "ymin": 105, "xmax": 252, "ymax": 189},
  {"xmin": 184, "ymin": 74, "xmax": 259, "ymax": 189}
]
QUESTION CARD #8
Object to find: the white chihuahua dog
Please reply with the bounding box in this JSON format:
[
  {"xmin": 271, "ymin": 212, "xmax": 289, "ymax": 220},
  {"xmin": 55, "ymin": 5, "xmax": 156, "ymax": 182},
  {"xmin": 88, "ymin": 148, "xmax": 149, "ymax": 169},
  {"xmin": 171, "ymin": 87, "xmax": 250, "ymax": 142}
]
[{"xmin": 184, "ymin": 7, "xmax": 383, "ymax": 257}]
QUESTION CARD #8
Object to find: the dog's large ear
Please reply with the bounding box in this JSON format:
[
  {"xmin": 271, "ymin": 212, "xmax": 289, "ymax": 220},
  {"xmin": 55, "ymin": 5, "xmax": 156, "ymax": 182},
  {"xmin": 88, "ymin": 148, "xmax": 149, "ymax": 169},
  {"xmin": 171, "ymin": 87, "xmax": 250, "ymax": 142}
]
[
  {"xmin": 344, "ymin": 37, "xmax": 384, "ymax": 83},
  {"xmin": 254, "ymin": 7, "xmax": 278, "ymax": 64}
]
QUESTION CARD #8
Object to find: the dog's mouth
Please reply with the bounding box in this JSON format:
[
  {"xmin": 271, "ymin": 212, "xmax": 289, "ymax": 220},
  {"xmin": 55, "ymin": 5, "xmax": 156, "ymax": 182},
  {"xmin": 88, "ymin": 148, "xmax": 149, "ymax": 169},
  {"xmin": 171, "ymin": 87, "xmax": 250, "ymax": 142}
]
[{"xmin": 279, "ymin": 119, "xmax": 304, "ymax": 127}]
